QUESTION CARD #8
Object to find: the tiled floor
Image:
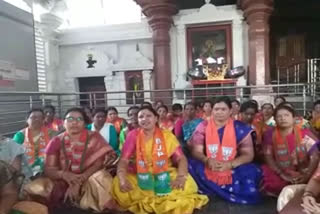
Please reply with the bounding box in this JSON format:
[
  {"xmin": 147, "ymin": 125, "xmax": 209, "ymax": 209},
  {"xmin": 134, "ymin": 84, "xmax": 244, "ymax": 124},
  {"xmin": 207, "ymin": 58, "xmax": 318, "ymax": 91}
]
[{"xmin": 53, "ymin": 196, "xmax": 277, "ymax": 214}]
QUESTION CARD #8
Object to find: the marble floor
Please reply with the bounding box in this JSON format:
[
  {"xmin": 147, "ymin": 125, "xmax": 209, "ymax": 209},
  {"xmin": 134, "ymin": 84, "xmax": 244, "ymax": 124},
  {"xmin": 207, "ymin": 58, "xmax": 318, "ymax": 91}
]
[{"xmin": 53, "ymin": 196, "xmax": 277, "ymax": 214}]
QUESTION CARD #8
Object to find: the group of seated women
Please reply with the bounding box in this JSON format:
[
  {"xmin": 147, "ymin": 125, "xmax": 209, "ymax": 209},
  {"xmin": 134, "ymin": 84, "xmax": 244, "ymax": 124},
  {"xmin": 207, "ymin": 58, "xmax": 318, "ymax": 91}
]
[{"xmin": 1, "ymin": 96, "xmax": 320, "ymax": 214}]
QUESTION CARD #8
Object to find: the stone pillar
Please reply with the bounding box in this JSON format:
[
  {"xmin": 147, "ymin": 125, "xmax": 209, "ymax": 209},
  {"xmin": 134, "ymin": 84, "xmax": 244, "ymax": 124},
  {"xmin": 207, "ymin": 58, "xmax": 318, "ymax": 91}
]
[
  {"xmin": 241, "ymin": 0, "xmax": 273, "ymax": 85},
  {"xmin": 39, "ymin": 13, "xmax": 63, "ymax": 92},
  {"xmin": 134, "ymin": 0, "xmax": 178, "ymax": 104}
]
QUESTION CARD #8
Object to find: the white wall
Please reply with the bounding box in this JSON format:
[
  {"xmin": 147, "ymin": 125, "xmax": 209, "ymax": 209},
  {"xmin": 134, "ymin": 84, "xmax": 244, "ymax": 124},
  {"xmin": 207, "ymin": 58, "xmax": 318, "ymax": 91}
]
[{"xmin": 46, "ymin": 1, "xmax": 248, "ymax": 106}]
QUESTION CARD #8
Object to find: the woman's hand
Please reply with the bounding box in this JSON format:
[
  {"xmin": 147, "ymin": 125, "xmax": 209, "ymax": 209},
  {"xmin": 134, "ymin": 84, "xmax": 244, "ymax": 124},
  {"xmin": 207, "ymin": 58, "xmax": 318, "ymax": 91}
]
[
  {"xmin": 293, "ymin": 174, "xmax": 310, "ymax": 184},
  {"xmin": 64, "ymin": 183, "xmax": 81, "ymax": 204},
  {"xmin": 206, "ymin": 158, "xmax": 218, "ymax": 171},
  {"xmin": 302, "ymin": 195, "xmax": 320, "ymax": 214},
  {"xmin": 215, "ymin": 161, "xmax": 232, "ymax": 172},
  {"xmin": 119, "ymin": 177, "xmax": 133, "ymax": 193},
  {"xmin": 61, "ymin": 171, "xmax": 83, "ymax": 186},
  {"xmin": 171, "ymin": 175, "xmax": 187, "ymax": 190},
  {"xmin": 280, "ymin": 173, "xmax": 294, "ymax": 183}
]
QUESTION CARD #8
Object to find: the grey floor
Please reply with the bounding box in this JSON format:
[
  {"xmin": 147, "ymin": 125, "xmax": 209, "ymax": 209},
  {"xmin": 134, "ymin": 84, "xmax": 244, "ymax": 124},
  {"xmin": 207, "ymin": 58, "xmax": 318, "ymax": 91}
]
[{"xmin": 53, "ymin": 196, "xmax": 277, "ymax": 214}]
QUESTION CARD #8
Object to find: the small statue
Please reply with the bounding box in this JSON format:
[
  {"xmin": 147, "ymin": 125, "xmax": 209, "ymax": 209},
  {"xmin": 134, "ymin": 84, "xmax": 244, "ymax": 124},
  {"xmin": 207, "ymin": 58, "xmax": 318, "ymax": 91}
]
[{"xmin": 86, "ymin": 54, "xmax": 97, "ymax": 68}]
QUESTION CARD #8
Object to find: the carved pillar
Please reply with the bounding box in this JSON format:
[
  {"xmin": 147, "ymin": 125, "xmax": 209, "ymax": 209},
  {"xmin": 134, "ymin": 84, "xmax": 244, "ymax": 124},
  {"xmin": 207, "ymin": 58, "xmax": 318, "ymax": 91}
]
[
  {"xmin": 38, "ymin": 13, "xmax": 63, "ymax": 92},
  {"xmin": 241, "ymin": 0, "xmax": 273, "ymax": 85},
  {"xmin": 135, "ymin": 0, "xmax": 178, "ymax": 104}
]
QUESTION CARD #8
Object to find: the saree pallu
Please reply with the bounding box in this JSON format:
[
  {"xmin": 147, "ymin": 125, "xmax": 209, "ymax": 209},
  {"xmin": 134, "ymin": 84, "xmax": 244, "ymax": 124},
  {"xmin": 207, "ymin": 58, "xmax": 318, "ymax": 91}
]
[
  {"xmin": 181, "ymin": 118, "xmax": 203, "ymax": 155},
  {"xmin": 112, "ymin": 129, "xmax": 209, "ymax": 214},
  {"xmin": 188, "ymin": 120, "xmax": 262, "ymax": 204},
  {"xmin": 188, "ymin": 159, "xmax": 262, "ymax": 204},
  {"xmin": 25, "ymin": 131, "xmax": 117, "ymax": 212},
  {"xmin": 25, "ymin": 170, "xmax": 116, "ymax": 212},
  {"xmin": 261, "ymin": 128, "xmax": 319, "ymax": 196}
]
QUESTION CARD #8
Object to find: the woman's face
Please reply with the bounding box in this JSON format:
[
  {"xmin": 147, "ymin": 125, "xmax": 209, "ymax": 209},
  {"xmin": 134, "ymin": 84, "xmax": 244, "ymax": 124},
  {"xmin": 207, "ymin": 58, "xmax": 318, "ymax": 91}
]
[
  {"xmin": 27, "ymin": 111, "xmax": 44, "ymax": 129},
  {"xmin": 275, "ymin": 109, "xmax": 294, "ymax": 129},
  {"xmin": 93, "ymin": 112, "xmax": 106, "ymax": 127},
  {"xmin": 231, "ymin": 102, "xmax": 240, "ymax": 114},
  {"xmin": 64, "ymin": 111, "xmax": 85, "ymax": 134},
  {"xmin": 107, "ymin": 110, "xmax": 118, "ymax": 122},
  {"xmin": 44, "ymin": 108, "xmax": 54, "ymax": 122},
  {"xmin": 262, "ymin": 104, "xmax": 274, "ymax": 118},
  {"xmin": 128, "ymin": 108, "xmax": 139, "ymax": 125},
  {"xmin": 241, "ymin": 108, "xmax": 256, "ymax": 124},
  {"xmin": 184, "ymin": 104, "xmax": 196, "ymax": 119},
  {"xmin": 203, "ymin": 103, "xmax": 212, "ymax": 114},
  {"xmin": 157, "ymin": 107, "xmax": 168, "ymax": 120},
  {"xmin": 138, "ymin": 109, "xmax": 158, "ymax": 131},
  {"xmin": 212, "ymin": 102, "xmax": 232, "ymax": 122}
]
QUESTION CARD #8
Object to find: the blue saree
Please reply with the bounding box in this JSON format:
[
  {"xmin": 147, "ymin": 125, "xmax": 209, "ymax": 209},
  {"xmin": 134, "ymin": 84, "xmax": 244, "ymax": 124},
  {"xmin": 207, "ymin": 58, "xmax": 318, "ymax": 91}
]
[{"xmin": 188, "ymin": 120, "xmax": 262, "ymax": 205}]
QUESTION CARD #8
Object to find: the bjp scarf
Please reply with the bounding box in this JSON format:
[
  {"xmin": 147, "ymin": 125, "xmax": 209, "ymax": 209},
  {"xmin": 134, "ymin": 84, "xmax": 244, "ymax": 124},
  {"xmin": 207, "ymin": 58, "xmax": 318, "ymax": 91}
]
[
  {"xmin": 272, "ymin": 127, "xmax": 306, "ymax": 172},
  {"xmin": 136, "ymin": 127, "xmax": 171, "ymax": 195},
  {"xmin": 205, "ymin": 119, "xmax": 237, "ymax": 185},
  {"xmin": 24, "ymin": 127, "xmax": 49, "ymax": 167},
  {"xmin": 61, "ymin": 129, "xmax": 89, "ymax": 174}
]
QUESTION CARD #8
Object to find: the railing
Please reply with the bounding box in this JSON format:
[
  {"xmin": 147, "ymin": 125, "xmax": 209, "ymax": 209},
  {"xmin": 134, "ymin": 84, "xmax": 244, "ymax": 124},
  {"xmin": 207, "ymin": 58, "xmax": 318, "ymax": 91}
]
[
  {"xmin": 1, "ymin": 83, "xmax": 320, "ymax": 136},
  {"xmin": 276, "ymin": 58, "xmax": 320, "ymax": 84}
]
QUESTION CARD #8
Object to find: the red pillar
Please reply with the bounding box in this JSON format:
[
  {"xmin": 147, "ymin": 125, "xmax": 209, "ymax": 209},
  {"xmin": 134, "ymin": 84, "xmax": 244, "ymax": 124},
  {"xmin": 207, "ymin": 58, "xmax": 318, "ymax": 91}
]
[
  {"xmin": 241, "ymin": 0, "xmax": 273, "ymax": 85},
  {"xmin": 135, "ymin": 0, "xmax": 178, "ymax": 103}
]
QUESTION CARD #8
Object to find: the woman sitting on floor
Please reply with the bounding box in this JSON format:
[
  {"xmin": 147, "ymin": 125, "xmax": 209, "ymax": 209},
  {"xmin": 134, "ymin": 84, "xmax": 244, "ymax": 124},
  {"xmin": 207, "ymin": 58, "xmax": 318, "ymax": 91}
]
[
  {"xmin": 202, "ymin": 100, "xmax": 213, "ymax": 121},
  {"xmin": 277, "ymin": 165, "xmax": 320, "ymax": 213},
  {"xmin": 43, "ymin": 105, "xmax": 64, "ymax": 132},
  {"xmin": 87, "ymin": 108, "xmax": 119, "ymax": 155},
  {"xmin": 119, "ymin": 106, "xmax": 139, "ymax": 151},
  {"xmin": 174, "ymin": 102, "xmax": 203, "ymax": 153},
  {"xmin": 261, "ymin": 105, "xmax": 319, "ymax": 197},
  {"xmin": 112, "ymin": 106, "xmax": 209, "ymax": 214},
  {"xmin": 157, "ymin": 105, "xmax": 174, "ymax": 131},
  {"xmin": 0, "ymin": 136, "xmax": 48, "ymax": 214},
  {"xmin": 106, "ymin": 106, "xmax": 127, "ymax": 135},
  {"xmin": 188, "ymin": 96, "xmax": 262, "ymax": 205},
  {"xmin": 13, "ymin": 108, "xmax": 56, "ymax": 176},
  {"xmin": 26, "ymin": 107, "xmax": 119, "ymax": 212},
  {"xmin": 240, "ymin": 101, "xmax": 264, "ymax": 162}
]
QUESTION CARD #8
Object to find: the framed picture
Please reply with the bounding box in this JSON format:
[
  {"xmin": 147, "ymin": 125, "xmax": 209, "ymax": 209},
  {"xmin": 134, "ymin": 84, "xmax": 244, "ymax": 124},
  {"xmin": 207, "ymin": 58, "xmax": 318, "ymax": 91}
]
[
  {"xmin": 186, "ymin": 24, "xmax": 233, "ymax": 70},
  {"xmin": 125, "ymin": 71, "xmax": 144, "ymax": 105}
]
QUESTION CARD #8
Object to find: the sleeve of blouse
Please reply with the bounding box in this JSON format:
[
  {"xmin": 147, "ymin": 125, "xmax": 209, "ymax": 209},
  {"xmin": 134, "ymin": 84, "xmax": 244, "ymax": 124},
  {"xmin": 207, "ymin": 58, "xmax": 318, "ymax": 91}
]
[
  {"xmin": 121, "ymin": 129, "xmax": 137, "ymax": 160},
  {"xmin": 174, "ymin": 119, "xmax": 183, "ymax": 138},
  {"xmin": 262, "ymin": 128, "xmax": 274, "ymax": 155},
  {"xmin": 13, "ymin": 131, "xmax": 24, "ymax": 145},
  {"xmin": 190, "ymin": 121, "xmax": 206, "ymax": 146},
  {"xmin": 45, "ymin": 136, "xmax": 62, "ymax": 155},
  {"xmin": 262, "ymin": 128, "xmax": 273, "ymax": 146}
]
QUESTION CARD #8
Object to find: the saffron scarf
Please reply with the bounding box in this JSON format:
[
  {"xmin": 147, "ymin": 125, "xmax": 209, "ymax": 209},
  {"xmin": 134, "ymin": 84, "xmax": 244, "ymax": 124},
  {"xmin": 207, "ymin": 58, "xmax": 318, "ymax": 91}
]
[
  {"xmin": 107, "ymin": 118, "xmax": 124, "ymax": 134},
  {"xmin": 136, "ymin": 127, "xmax": 171, "ymax": 195},
  {"xmin": 61, "ymin": 129, "xmax": 89, "ymax": 174},
  {"xmin": 205, "ymin": 119, "xmax": 237, "ymax": 185},
  {"xmin": 272, "ymin": 127, "xmax": 306, "ymax": 172},
  {"xmin": 24, "ymin": 127, "xmax": 50, "ymax": 166}
]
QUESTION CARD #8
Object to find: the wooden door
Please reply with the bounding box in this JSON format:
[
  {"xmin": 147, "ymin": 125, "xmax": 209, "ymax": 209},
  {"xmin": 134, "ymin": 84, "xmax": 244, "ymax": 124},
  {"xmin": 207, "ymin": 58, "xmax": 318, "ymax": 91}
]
[
  {"xmin": 78, "ymin": 77, "xmax": 106, "ymax": 108},
  {"xmin": 275, "ymin": 35, "xmax": 306, "ymax": 82}
]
